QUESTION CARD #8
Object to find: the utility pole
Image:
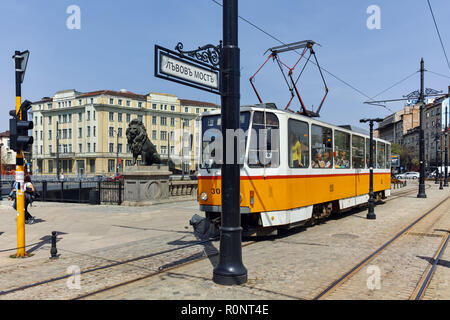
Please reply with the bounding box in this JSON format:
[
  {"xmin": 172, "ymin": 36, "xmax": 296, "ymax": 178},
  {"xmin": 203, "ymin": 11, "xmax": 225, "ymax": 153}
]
[
  {"xmin": 181, "ymin": 121, "xmax": 185, "ymax": 180},
  {"xmin": 213, "ymin": 0, "xmax": 247, "ymax": 285},
  {"xmin": 360, "ymin": 118, "xmax": 383, "ymax": 220},
  {"xmin": 116, "ymin": 129, "xmax": 120, "ymax": 175},
  {"xmin": 435, "ymin": 125, "xmax": 439, "ymax": 184},
  {"xmin": 56, "ymin": 121, "xmax": 60, "ymax": 180},
  {"xmin": 444, "ymin": 86, "xmax": 449, "ymax": 187},
  {"xmin": 417, "ymin": 58, "xmax": 427, "ymax": 198}
]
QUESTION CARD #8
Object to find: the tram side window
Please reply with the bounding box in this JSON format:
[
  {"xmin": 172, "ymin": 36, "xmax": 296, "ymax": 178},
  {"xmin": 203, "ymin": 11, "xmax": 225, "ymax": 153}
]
[
  {"xmin": 311, "ymin": 125, "xmax": 333, "ymax": 168},
  {"xmin": 386, "ymin": 144, "xmax": 391, "ymax": 170},
  {"xmin": 377, "ymin": 142, "xmax": 386, "ymax": 168},
  {"xmin": 334, "ymin": 130, "xmax": 350, "ymax": 169},
  {"xmin": 352, "ymin": 135, "xmax": 365, "ymax": 169},
  {"xmin": 365, "ymin": 138, "xmax": 376, "ymax": 168},
  {"xmin": 288, "ymin": 119, "xmax": 309, "ymax": 168},
  {"xmin": 248, "ymin": 111, "xmax": 280, "ymax": 168}
]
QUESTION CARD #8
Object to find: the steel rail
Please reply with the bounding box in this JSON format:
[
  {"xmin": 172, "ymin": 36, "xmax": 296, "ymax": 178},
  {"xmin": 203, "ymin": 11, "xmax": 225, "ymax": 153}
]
[{"xmin": 313, "ymin": 195, "xmax": 449, "ymax": 300}]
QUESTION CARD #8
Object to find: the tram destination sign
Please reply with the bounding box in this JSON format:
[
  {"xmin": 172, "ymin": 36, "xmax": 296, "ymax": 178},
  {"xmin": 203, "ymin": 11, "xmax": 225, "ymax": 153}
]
[{"xmin": 155, "ymin": 45, "xmax": 220, "ymax": 95}]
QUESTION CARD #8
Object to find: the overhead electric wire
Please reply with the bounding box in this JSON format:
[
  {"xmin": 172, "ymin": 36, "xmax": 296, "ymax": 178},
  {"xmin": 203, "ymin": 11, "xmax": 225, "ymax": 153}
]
[
  {"xmin": 369, "ymin": 71, "xmax": 419, "ymax": 100},
  {"xmin": 210, "ymin": 0, "xmax": 375, "ymax": 102},
  {"xmin": 427, "ymin": 70, "xmax": 450, "ymax": 80},
  {"xmin": 426, "ymin": 0, "xmax": 450, "ymax": 72}
]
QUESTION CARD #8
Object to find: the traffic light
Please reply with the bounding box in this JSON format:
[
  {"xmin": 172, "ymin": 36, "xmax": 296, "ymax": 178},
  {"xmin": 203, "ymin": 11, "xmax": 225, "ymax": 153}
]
[{"xmin": 9, "ymin": 100, "xmax": 33, "ymax": 152}]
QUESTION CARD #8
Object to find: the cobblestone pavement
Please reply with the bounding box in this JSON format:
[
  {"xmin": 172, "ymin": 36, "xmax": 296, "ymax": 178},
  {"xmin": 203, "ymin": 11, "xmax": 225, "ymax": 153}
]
[{"xmin": 0, "ymin": 182, "xmax": 448, "ymax": 300}]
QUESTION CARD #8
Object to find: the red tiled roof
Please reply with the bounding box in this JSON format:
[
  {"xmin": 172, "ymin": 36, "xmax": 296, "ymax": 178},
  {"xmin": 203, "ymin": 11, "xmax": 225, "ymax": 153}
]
[
  {"xmin": 179, "ymin": 99, "xmax": 219, "ymax": 108},
  {"xmin": 33, "ymin": 97, "xmax": 53, "ymax": 104},
  {"xmin": 79, "ymin": 90, "xmax": 147, "ymax": 101},
  {"xmin": 0, "ymin": 131, "xmax": 10, "ymax": 138}
]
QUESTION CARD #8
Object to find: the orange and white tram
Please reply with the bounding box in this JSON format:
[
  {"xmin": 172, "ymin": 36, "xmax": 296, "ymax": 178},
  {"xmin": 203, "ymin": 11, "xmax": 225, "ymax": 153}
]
[{"xmin": 197, "ymin": 103, "xmax": 391, "ymax": 235}]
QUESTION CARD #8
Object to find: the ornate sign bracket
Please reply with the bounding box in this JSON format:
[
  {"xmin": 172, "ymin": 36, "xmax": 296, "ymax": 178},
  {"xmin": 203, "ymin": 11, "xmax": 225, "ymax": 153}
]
[{"xmin": 175, "ymin": 42, "xmax": 222, "ymax": 70}]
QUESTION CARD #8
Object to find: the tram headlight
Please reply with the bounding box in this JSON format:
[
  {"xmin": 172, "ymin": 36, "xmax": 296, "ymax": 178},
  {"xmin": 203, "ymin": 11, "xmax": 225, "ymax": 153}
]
[{"xmin": 200, "ymin": 192, "xmax": 208, "ymax": 201}]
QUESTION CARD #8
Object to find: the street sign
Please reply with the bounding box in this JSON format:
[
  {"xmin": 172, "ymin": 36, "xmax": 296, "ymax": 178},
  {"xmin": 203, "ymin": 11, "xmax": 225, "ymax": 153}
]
[{"xmin": 155, "ymin": 45, "xmax": 220, "ymax": 95}]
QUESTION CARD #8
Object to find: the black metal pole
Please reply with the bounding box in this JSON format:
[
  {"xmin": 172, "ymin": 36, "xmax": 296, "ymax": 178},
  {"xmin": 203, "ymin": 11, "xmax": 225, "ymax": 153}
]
[
  {"xmin": 56, "ymin": 121, "xmax": 60, "ymax": 180},
  {"xmin": 417, "ymin": 58, "xmax": 427, "ymax": 198},
  {"xmin": 368, "ymin": 121, "xmax": 376, "ymax": 219},
  {"xmin": 116, "ymin": 129, "xmax": 119, "ymax": 175},
  {"xmin": 213, "ymin": 0, "xmax": 247, "ymax": 285},
  {"xmin": 444, "ymin": 88, "xmax": 449, "ymax": 187},
  {"xmin": 435, "ymin": 129, "xmax": 439, "ymax": 184},
  {"xmin": 360, "ymin": 118, "xmax": 383, "ymax": 219},
  {"xmin": 182, "ymin": 122, "xmax": 185, "ymax": 180}
]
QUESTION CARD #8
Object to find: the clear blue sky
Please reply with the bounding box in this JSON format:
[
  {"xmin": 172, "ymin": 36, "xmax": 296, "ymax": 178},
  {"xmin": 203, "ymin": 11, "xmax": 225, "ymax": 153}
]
[{"xmin": 1, "ymin": 0, "xmax": 449, "ymax": 132}]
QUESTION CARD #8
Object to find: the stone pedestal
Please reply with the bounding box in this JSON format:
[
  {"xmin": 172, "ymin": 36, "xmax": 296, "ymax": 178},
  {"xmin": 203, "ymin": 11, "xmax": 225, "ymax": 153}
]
[{"xmin": 122, "ymin": 165, "xmax": 171, "ymax": 206}]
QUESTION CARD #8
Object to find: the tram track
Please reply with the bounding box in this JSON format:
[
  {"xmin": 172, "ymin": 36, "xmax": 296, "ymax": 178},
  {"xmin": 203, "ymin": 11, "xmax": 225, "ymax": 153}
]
[
  {"xmin": 313, "ymin": 194, "xmax": 449, "ymax": 300},
  {"xmin": 0, "ymin": 184, "xmax": 435, "ymax": 300}
]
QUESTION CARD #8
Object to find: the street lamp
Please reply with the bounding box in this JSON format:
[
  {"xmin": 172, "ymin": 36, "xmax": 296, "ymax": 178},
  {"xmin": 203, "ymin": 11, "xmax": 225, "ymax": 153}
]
[{"xmin": 360, "ymin": 117, "xmax": 384, "ymax": 220}]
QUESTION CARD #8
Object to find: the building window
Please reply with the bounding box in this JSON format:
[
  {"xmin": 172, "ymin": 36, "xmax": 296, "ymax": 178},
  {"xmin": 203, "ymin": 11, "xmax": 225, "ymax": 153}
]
[
  {"xmin": 48, "ymin": 160, "xmax": 53, "ymax": 173},
  {"xmin": 68, "ymin": 101, "xmax": 71, "ymax": 107},
  {"xmin": 311, "ymin": 124, "xmax": 333, "ymax": 169},
  {"xmin": 93, "ymin": 126, "xmax": 96, "ymax": 137},
  {"xmin": 152, "ymin": 104, "xmax": 157, "ymax": 110},
  {"xmin": 78, "ymin": 128, "xmax": 82, "ymax": 138},
  {"xmin": 91, "ymin": 98, "xmax": 94, "ymax": 104},
  {"xmin": 152, "ymin": 116, "xmax": 157, "ymax": 125},
  {"xmin": 79, "ymin": 144, "xmax": 82, "ymax": 153},
  {"xmin": 160, "ymin": 117, "xmax": 167, "ymax": 126},
  {"xmin": 87, "ymin": 143, "xmax": 91, "ymax": 153},
  {"xmin": 183, "ymin": 119, "xmax": 190, "ymax": 127},
  {"xmin": 87, "ymin": 111, "xmax": 90, "ymax": 120},
  {"xmin": 185, "ymin": 107, "xmax": 189, "ymax": 113},
  {"xmin": 78, "ymin": 113, "xmax": 82, "ymax": 122},
  {"xmin": 152, "ymin": 130, "xmax": 157, "ymax": 140},
  {"xmin": 126, "ymin": 113, "xmax": 131, "ymax": 122},
  {"xmin": 109, "ymin": 112, "xmax": 114, "ymax": 121},
  {"xmin": 196, "ymin": 108, "xmax": 200, "ymax": 114},
  {"xmin": 48, "ymin": 103, "xmax": 52, "ymax": 109},
  {"xmin": 87, "ymin": 126, "xmax": 91, "ymax": 137},
  {"xmin": 161, "ymin": 146, "xmax": 167, "ymax": 154},
  {"xmin": 118, "ymin": 113, "xmax": 123, "ymax": 122},
  {"xmin": 138, "ymin": 115, "xmax": 143, "ymax": 122},
  {"xmin": 118, "ymin": 128, "xmax": 122, "ymax": 137},
  {"xmin": 160, "ymin": 131, "xmax": 167, "ymax": 140},
  {"xmin": 93, "ymin": 143, "xmax": 96, "ymax": 152},
  {"xmin": 127, "ymin": 100, "xmax": 131, "ymax": 107},
  {"xmin": 171, "ymin": 105, "xmax": 175, "ymax": 111},
  {"xmin": 63, "ymin": 129, "xmax": 67, "ymax": 139},
  {"xmin": 90, "ymin": 159, "xmax": 96, "ymax": 173},
  {"xmin": 138, "ymin": 102, "xmax": 143, "ymax": 108},
  {"xmin": 108, "ymin": 159, "xmax": 115, "ymax": 173},
  {"xmin": 110, "ymin": 98, "xmax": 114, "ymax": 104},
  {"xmin": 79, "ymin": 99, "xmax": 82, "ymax": 106},
  {"xmin": 109, "ymin": 127, "xmax": 114, "ymax": 137},
  {"xmin": 49, "ymin": 130, "xmax": 52, "ymax": 140},
  {"xmin": 48, "ymin": 116, "xmax": 52, "ymax": 125},
  {"xmin": 93, "ymin": 111, "xmax": 96, "ymax": 120},
  {"xmin": 170, "ymin": 118, "xmax": 175, "ymax": 126},
  {"xmin": 118, "ymin": 144, "xmax": 122, "ymax": 153},
  {"xmin": 288, "ymin": 119, "xmax": 309, "ymax": 168},
  {"xmin": 118, "ymin": 99, "xmax": 122, "ymax": 106},
  {"xmin": 69, "ymin": 129, "xmax": 72, "ymax": 139},
  {"xmin": 109, "ymin": 143, "xmax": 114, "ymax": 153}
]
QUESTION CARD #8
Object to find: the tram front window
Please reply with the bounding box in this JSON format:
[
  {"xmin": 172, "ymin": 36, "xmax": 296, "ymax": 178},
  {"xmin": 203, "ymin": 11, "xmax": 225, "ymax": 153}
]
[{"xmin": 201, "ymin": 112, "xmax": 250, "ymax": 169}]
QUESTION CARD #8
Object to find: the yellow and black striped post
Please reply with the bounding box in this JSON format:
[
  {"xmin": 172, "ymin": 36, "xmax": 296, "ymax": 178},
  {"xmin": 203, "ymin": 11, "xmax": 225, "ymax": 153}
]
[{"xmin": 14, "ymin": 50, "xmax": 27, "ymax": 258}]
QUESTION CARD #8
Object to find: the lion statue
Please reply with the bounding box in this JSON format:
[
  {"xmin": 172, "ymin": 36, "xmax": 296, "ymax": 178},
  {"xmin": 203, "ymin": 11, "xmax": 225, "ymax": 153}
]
[{"xmin": 126, "ymin": 119, "xmax": 161, "ymax": 166}]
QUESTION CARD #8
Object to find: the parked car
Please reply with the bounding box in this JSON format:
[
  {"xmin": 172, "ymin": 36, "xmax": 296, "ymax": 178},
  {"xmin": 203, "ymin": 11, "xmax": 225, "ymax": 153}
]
[
  {"xmin": 396, "ymin": 172, "xmax": 420, "ymax": 179},
  {"xmin": 107, "ymin": 174, "xmax": 124, "ymax": 182}
]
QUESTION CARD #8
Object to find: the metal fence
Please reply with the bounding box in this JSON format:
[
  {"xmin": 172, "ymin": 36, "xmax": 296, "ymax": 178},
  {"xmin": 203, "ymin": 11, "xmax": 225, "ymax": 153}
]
[{"xmin": 1, "ymin": 180, "xmax": 123, "ymax": 205}]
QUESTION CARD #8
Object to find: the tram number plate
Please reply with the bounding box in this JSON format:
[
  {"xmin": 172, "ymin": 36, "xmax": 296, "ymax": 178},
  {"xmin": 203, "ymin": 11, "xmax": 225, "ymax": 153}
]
[{"xmin": 211, "ymin": 188, "xmax": 221, "ymax": 195}]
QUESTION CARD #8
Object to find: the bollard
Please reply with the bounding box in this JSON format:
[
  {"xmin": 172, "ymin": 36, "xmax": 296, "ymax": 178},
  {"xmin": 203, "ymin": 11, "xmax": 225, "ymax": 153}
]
[
  {"xmin": 50, "ymin": 231, "xmax": 58, "ymax": 259},
  {"xmin": 440, "ymin": 176, "xmax": 444, "ymax": 190}
]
